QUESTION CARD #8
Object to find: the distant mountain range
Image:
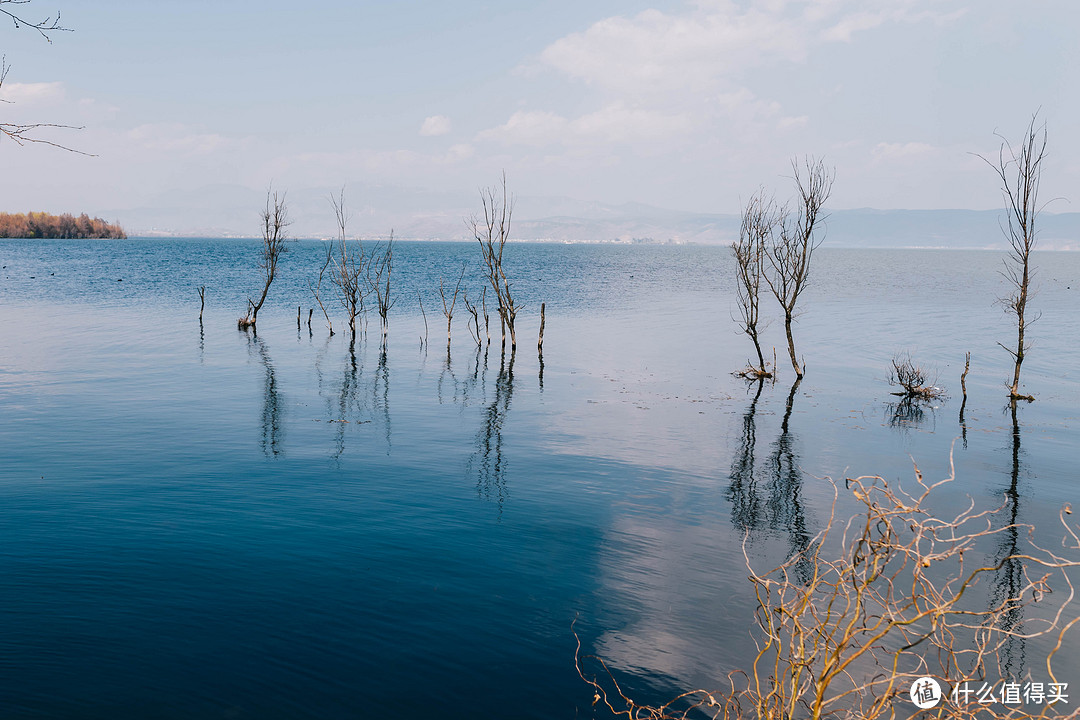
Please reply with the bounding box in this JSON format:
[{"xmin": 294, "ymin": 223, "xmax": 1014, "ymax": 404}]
[{"xmin": 107, "ymin": 182, "xmax": 1080, "ymax": 251}]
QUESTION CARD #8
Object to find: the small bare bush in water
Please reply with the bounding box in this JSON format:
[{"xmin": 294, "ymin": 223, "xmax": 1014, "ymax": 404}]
[
  {"xmin": 577, "ymin": 459, "xmax": 1080, "ymax": 719},
  {"xmin": 888, "ymin": 353, "xmax": 945, "ymax": 401}
]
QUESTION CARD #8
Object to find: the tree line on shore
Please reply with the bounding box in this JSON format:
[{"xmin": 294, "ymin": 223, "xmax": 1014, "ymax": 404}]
[{"xmin": 0, "ymin": 211, "xmax": 126, "ymax": 239}]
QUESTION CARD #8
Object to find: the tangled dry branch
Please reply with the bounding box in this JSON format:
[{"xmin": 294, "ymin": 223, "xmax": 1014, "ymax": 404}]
[{"xmin": 577, "ymin": 458, "xmax": 1080, "ymax": 720}]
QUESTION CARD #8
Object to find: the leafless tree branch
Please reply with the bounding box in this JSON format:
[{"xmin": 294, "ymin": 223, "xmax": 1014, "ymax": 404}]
[
  {"xmin": 470, "ymin": 171, "xmax": 518, "ymax": 351},
  {"xmin": 761, "ymin": 156, "xmax": 833, "ymax": 378},
  {"xmin": 239, "ymin": 187, "xmax": 290, "ymax": 329},
  {"xmin": 733, "ymin": 189, "xmax": 781, "ymax": 380},
  {"xmin": 578, "ymin": 456, "xmax": 1080, "ymax": 719},
  {"xmin": 977, "ymin": 114, "xmax": 1047, "ymax": 403},
  {"xmin": 0, "ymin": 0, "xmax": 69, "ymax": 42}
]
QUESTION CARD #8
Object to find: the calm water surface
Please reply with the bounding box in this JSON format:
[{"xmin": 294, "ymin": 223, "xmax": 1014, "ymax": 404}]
[{"xmin": 1, "ymin": 239, "xmax": 1078, "ymax": 718}]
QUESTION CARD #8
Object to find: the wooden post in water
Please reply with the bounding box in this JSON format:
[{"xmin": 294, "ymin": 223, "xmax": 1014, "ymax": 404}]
[
  {"xmin": 417, "ymin": 291, "xmax": 429, "ymax": 347},
  {"xmin": 198, "ymin": 285, "xmax": 206, "ymax": 321},
  {"xmin": 959, "ymin": 351, "xmax": 970, "ymax": 423},
  {"xmin": 538, "ymin": 302, "xmax": 545, "ymax": 354},
  {"xmin": 297, "ymin": 305, "xmax": 301, "ymax": 330}
]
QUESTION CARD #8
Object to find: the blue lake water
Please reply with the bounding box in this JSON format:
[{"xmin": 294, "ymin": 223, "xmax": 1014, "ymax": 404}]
[{"xmin": 1, "ymin": 239, "xmax": 1078, "ymax": 718}]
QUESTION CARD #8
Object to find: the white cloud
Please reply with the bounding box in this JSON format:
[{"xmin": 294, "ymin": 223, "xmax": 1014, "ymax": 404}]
[
  {"xmin": 445, "ymin": 143, "xmax": 474, "ymax": 162},
  {"xmin": 778, "ymin": 115, "xmax": 809, "ymax": 131},
  {"xmin": 539, "ymin": 1, "xmax": 965, "ymax": 97},
  {"xmin": 419, "ymin": 115, "xmax": 452, "ymax": 136},
  {"xmin": 573, "ymin": 104, "xmax": 693, "ymax": 143},
  {"xmin": 0, "ymin": 81, "xmax": 65, "ymax": 106},
  {"xmin": 538, "ymin": 6, "xmax": 806, "ymax": 96},
  {"xmin": 478, "ymin": 110, "xmax": 567, "ymax": 146},
  {"xmin": 479, "ymin": 104, "xmax": 693, "ymax": 147},
  {"xmin": 127, "ymin": 123, "xmax": 229, "ymax": 155},
  {"xmin": 822, "ymin": 6, "xmax": 966, "ymax": 42},
  {"xmin": 498, "ymin": 0, "xmax": 974, "ymax": 208},
  {"xmin": 871, "ymin": 141, "xmax": 937, "ymax": 161}
]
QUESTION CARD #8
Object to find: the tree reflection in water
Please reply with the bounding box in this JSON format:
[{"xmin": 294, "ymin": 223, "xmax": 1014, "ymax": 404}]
[
  {"xmin": 727, "ymin": 378, "xmax": 812, "ymax": 578},
  {"xmin": 247, "ymin": 332, "xmax": 283, "ymax": 457},
  {"xmin": 766, "ymin": 378, "xmax": 813, "ymax": 581},
  {"xmin": 438, "ymin": 337, "xmax": 485, "ymax": 409},
  {"xmin": 991, "ymin": 402, "xmax": 1028, "ymax": 679},
  {"xmin": 886, "ymin": 394, "xmax": 938, "ymax": 430},
  {"xmin": 311, "ymin": 335, "xmax": 367, "ymax": 460},
  {"xmin": 376, "ymin": 338, "xmax": 391, "ymax": 453},
  {"xmin": 469, "ymin": 348, "xmax": 515, "ymax": 513},
  {"xmin": 538, "ymin": 348, "xmax": 544, "ymax": 392},
  {"xmin": 727, "ymin": 379, "xmax": 765, "ymax": 534}
]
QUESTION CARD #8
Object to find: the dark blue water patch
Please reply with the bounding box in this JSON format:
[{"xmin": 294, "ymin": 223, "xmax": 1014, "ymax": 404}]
[{"xmin": 0, "ymin": 449, "xmax": 635, "ymax": 719}]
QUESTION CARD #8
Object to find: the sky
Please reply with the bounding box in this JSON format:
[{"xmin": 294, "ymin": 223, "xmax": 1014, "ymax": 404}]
[{"xmin": 0, "ymin": 0, "xmax": 1078, "ymax": 233}]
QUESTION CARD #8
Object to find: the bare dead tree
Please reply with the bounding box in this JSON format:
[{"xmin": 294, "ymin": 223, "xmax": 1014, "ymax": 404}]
[
  {"xmin": 980, "ymin": 115, "xmax": 1047, "ymax": 403},
  {"xmin": 578, "ymin": 457, "xmax": 1080, "ymax": 720},
  {"xmin": 369, "ymin": 231, "xmax": 395, "ymax": 336},
  {"xmin": 463, "ymin": 288, "xmax": 482, "ymax": 348},
  {"xmin": 762, "ymin": 157, "xmax": 833, "ymax": 377},
  {"xmin": 733, "ymin": 190, "xmax": 781, "ymax": 379},
  {"xmin": 417, "ymin": 290, "xmax": 428, "ymax": 347},
  {"xmin": 309, "ymin": 241, "xmax": 334, "ymax": 336},
  {"xmin": 480, "ymin": 285, "xmax": 490, "ymax": 344},
  {"xmin": 439, "ymin": 264, "xmax": 466, "ymax": 349},
  {"xmin": 470, "ymin": 173, "xmax": 518, "ymax": 350},
  {"xmin": 327, "ymin": 189, "xmax": 368, "ymax": 339},
  {"xmin": 238, "ymin": 188, "xmax": 289, "ymax": 330}
]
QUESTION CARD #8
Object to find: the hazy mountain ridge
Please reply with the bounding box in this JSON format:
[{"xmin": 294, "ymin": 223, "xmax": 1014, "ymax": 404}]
[{"xmin": 107, "ymin": 182, "xmax": 1080, "ymax": 250}]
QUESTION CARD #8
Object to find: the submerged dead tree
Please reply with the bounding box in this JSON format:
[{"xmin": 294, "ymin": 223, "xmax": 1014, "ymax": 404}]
[
  {"xmin": 471, "ymin": 173, "xmax": 518, "ymax": 350},
  {"xmin": 733, "ymin": 190, "xmax": 780, "ymax": 379},
  {"xmin": 328, "ymin": 189, "xmax": 368, "ymax": 339},
  {"xmin": 982, "ymin": 115, "xmax": 1047, "ymax": 403},
  {"xmin": 239, "ymin": 188, "xmax": 290, "ymax": 329},
  {"xmin": 763, "ymin": 157, "xmax": 833, "ymax": 377},
  {"xmin": 369, "ymin": 232, "xmax": 395, "ymax": 337},
  {"xmin": 310, "ymin": 242, "xmax": 335, "ymax": 336},
  {"xmin": 439, "ymin": 264, "xmax": 466, "ymax": 349},
  {"xmin": 463, "ymin": 288, "xmax": 482, "ymax": 348}
]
